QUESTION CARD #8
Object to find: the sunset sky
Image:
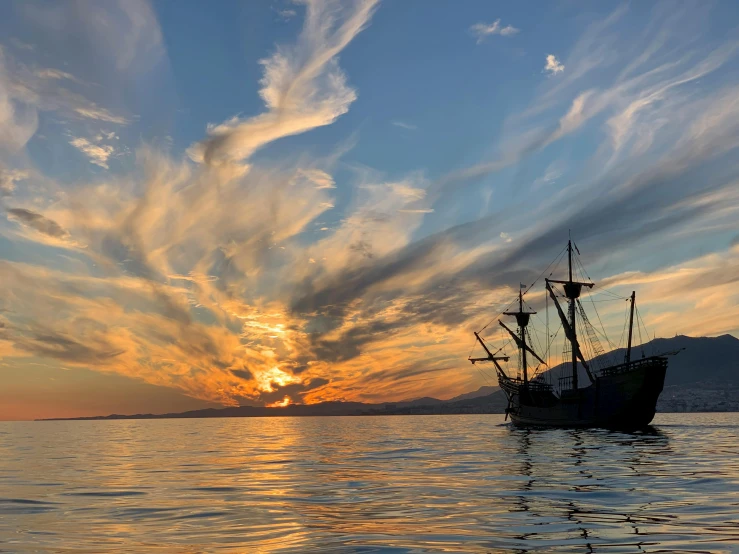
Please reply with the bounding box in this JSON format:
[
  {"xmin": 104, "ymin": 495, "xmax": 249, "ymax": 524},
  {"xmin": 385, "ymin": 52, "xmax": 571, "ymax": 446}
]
[{"xmin": 1, "ymin": 0, "xmax": 738, "ymax": 420}]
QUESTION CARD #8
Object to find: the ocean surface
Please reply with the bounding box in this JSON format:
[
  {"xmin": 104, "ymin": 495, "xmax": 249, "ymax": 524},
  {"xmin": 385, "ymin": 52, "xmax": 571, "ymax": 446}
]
[{"xmin": 1, "ymin": 413, "xmax": 738, "ymax": 553}]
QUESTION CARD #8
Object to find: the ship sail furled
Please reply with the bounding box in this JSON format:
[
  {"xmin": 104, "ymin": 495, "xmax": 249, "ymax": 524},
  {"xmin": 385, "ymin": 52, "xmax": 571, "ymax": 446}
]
[
  {"xmin": 470, "ymin": 331, "xmax": 509, "ymax": 379},
  {"xmin": 499, "ymin": 321, "xmax": 546, "ymax": 367},
  {"xmin": 544, "ymin": 279, "xmax": 595, "ymax": 384}
]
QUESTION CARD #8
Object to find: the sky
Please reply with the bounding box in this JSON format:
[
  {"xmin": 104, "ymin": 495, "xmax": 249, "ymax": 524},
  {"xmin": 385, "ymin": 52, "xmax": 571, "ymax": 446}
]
[{"xmin": 0, "ymin": 0, "xmax": 738, "ymax": 420}]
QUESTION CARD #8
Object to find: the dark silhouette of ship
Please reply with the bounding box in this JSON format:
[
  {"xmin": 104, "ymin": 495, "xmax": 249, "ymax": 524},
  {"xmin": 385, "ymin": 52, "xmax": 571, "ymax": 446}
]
[{"xmin": 469, "ymin": 239, "xmax": 669, "ymax": 430}]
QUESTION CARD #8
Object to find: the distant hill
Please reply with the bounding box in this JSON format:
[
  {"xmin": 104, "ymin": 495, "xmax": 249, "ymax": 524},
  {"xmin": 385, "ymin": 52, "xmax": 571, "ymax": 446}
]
[
  {"xmin": 40, "ymin": 393, "xmax": 508, "ymax": 421},
  {"xmin": 39, "ymin": 335, "xmax": 739, "ymax": 421},
  {"xmin": 653, "ymin": 334, "xmax": 739, "ymax": 386},
  {"xmin": 446, "ymin": 386, "xmax": 498, "ymax": 403},
  {"xmin": 395, "ymin": 396, "xmax": 444, "ymax": 407},
  {"xmin": 374, "ymin": 390, "xmax": 508, "ymax": 416},
  {"xmin": 539, "ymin": 334, "xmax": 739, "ymax": 388}
]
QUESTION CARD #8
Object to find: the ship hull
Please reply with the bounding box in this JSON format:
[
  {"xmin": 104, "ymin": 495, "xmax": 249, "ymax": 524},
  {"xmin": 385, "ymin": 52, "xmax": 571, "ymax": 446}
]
[{"xmin": 506, "ymin": 357, "xmax": 667, "ymax": 431}]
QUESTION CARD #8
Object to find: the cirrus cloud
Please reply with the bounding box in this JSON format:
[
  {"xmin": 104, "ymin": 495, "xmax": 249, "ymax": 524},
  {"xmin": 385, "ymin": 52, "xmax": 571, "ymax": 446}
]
[{"xmin": 470, "ymin": 19, "xmax": 520, "ymax": 43}]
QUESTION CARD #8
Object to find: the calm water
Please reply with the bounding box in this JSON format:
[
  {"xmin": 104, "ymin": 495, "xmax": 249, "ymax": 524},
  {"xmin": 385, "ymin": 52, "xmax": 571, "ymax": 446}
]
[{"xmin": 1, "ymin": 414, "xmax": 738, "ymax": 553}]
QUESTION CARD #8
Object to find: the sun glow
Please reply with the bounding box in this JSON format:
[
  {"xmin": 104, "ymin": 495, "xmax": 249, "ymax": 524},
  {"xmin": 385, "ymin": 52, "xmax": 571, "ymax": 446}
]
[
  {"xmin": 268, "ymin": 396, "xmax": 291, "ymax": 408},
  {"xmin": 256, "ymin": 367, "xmax": 300, "ymax": 392}
]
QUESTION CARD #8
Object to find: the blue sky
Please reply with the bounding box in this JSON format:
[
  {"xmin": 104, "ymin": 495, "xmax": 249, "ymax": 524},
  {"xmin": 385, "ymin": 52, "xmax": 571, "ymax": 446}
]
[{"xmin": 0, "ymin": 0, "xmax": 738, "ymax": 419}]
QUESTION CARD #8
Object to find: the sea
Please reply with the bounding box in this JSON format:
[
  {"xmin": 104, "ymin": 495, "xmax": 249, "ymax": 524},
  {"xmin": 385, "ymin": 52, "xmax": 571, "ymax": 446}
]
[{"xmin": 1, "ymin": 413, "xmax": 738, "ymax": 553}]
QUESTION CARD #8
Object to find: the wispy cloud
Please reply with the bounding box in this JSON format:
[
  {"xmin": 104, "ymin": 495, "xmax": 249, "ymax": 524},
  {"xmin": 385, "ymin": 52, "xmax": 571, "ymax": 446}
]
[
  {"xmin": 9, "ymin": 38, "xmax": 35, "ymax": 52},
  {"xmin": 188, "ymin": 0, "xmax": 379, "ymax": 168},
  {"xmin": 6, "ymin": 208, "xmax": 69, "ymax": 239},
  {"xmin": 0, "ymin": 48, "xmax": 130, "ymax": 140},
  {"xmin": 72, "ymin": 106, "xmax": 129, "ymax": 125},
  {"xmin": 0, "ymin": 169, "xmax": 28, "ymax": 196},
  {"xmin": 277, "ymin": 8, "xmax": 297, "ymax": 20},
  {"xmin": 532, "ymin": 161, "xmax": 564, "ymax": 189},
  {"xmin": 115, "ymin": 0, "xmax": 165, "ymax": 71},
  {"xmin": 601, "ymin": 244, "xmax": 739, "ymax": 338},
  {"xmin": 69, "ymin": 137, "xmax": 115, "ymax": 168},
  {"xmin": 391, "ymin": 120, "xmax": 417, "ymax": 130},
  {"xmin": 296, "ymin": 168, "xmax": 335, "ymax": 189},
  {"xmin": 470, "ymin": 19, "xmax": 519, "ymax": 43},
  {"xmin": 34, "ymin": 68, "xmax": 78, "ymax": 82},
  {"xmin": 0, "ymin": 53, "xmax": 39, "ymax": 152},
  {"xmin": 544, "ymin": 54, "xmax": 565, "ymax": 75}
]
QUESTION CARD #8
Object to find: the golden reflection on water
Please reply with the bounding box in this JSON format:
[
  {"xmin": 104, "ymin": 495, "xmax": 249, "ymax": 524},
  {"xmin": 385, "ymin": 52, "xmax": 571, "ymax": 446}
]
[{"xmin": 1, "ymin": 414, "xmax": 738, "ymax": 552}]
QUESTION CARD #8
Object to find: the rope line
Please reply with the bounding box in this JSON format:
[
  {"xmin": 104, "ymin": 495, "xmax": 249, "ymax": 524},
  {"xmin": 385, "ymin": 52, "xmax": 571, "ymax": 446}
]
[{"xmin": 467, "ymin": 238, "xmax": 650, "ymax": 383}]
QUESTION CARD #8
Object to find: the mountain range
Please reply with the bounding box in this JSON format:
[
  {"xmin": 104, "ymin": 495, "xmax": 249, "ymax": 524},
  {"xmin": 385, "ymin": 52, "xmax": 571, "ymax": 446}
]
[{"xmin": 41, "ymin": 334, "xmax": 739, "ymax": 421}]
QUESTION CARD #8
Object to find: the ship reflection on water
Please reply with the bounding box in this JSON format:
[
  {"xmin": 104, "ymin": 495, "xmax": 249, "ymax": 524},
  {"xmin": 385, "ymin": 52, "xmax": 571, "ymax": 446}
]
[
  {"xmin": 1, "ymin": 414, "xmax": 738, "ymax": 552},
  {"xmin": 508, "ymin": 426, "xmax": 674, "ymax": 553}
]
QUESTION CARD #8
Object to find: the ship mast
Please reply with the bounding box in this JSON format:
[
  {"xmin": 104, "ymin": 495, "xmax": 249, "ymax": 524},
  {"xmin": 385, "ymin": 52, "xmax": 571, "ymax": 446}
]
[
  {"xmin": 544, "ymin": 239, "xmax": 595, "ymax": 389},
  {"xmin": 625, "ymin": 291, "xmax": 636, "ymax": 364},
  {"xmin": 469, "ymin": 291, "xmax": 544, "ymax": 382},
  {"xmin": 502, "ymin": 288, "xmax": 536, "ymax": 387},
  {"xmin": 567, "ymin": 240, "xmax": 577, "ymax": 389}
]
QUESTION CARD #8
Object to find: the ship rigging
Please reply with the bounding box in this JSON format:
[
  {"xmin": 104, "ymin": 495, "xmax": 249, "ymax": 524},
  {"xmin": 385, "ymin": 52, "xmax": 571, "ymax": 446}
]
[{"xmin": 468, "ymin": 238, "xmax": 669, "ymax": 429}]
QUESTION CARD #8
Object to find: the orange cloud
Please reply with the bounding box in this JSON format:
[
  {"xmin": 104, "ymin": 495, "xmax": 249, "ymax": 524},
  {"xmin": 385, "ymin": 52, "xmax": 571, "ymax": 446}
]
[{"xmin": 1, "ymin": 0, "xmax": 739, "ymax": 421}]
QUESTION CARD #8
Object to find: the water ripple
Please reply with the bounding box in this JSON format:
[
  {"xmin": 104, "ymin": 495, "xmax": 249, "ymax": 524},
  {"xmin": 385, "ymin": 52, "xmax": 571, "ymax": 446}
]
[{"xmin": 0, "ymin": 413, "xmax": 738, "ymax": 552}]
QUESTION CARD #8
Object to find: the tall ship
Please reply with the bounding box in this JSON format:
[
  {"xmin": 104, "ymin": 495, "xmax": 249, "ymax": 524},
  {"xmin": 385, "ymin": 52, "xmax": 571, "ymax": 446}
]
[{"xmin": 469, "ymin": 239, "xmax": 669, "ymax": 430}]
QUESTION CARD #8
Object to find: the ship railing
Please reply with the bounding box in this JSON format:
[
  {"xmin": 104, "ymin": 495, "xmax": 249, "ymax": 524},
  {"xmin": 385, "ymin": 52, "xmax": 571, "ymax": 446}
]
[
  {"xmin": 528, "ymin": 380, "xmax": 553, "ymax": 392},
  {"xmin": 498, "ymin": 374, "xmax": 553, "ymax": 394},
  {"xmin": 598, "ymin": 355, "xmax": 668, "ymax": 378},
  {"xmin": 558, "ymin": 375, "xmax": 573, "ymax": 391}
]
